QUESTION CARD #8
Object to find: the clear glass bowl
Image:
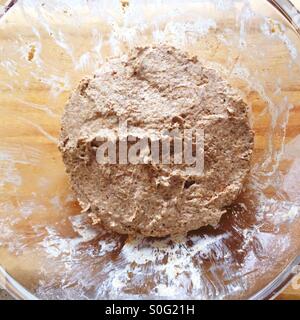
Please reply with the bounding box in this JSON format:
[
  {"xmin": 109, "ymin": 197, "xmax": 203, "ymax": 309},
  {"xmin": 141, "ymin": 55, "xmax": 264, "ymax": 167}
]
[{"xmin": 0, "ymin": 0, "xmax": 300, "ymax": 300}]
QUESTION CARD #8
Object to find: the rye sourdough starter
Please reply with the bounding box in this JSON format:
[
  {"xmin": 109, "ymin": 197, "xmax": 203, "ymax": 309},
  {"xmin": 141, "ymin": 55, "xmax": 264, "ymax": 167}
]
[{"xmin": 59, "ymin": 46, "xmax": 254, "ymax": 237}]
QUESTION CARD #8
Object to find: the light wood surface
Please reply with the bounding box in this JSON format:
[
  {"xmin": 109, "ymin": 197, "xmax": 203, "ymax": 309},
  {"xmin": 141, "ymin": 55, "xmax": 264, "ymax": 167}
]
[{"xmin": 278, "ymin": 285, "xmax": 300, "ymax": 300}]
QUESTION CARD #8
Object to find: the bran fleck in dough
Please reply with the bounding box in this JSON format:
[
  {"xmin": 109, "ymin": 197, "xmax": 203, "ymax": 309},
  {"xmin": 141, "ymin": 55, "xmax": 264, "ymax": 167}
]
[{"xmin": 59, "ymin": 46, "xmax": 254, "ymax": 237}]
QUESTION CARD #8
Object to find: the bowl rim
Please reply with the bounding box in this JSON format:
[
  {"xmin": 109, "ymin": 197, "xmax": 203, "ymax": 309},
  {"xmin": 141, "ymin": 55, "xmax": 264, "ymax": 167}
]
[
  {"xmin": 267, "ymin": 0, "xmax": 300, "ymax": 37},
  {"xmin": 1, "ymin": 257, "xmax": 300, "ymax": 300}
]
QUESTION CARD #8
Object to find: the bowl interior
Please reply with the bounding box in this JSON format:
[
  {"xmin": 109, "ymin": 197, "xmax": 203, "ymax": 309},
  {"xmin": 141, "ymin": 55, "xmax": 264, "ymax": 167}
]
[{"xmin": 0, "ymin": 0, "xmax": 300, "ymax": 299}]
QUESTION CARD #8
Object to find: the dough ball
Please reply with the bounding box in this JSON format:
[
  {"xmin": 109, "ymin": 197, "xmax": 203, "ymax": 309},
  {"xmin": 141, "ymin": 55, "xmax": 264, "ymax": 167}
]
[{"xmin": 59, "ymin": 46, "xmax": 254, "ymax": 237}]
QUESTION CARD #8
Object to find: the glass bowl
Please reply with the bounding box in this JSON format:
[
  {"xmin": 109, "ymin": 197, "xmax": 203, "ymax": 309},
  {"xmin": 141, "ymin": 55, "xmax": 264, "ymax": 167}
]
[{"xmin": 0, "ymin": 0, "xmax": 300, "ymax": 300}]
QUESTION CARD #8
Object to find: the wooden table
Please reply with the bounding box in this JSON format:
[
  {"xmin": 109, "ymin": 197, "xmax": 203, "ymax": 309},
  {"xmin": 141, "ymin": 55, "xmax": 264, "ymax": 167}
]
[{"xmin": 278, "ymin": 286, "xmax": 300, "ymax": 300}]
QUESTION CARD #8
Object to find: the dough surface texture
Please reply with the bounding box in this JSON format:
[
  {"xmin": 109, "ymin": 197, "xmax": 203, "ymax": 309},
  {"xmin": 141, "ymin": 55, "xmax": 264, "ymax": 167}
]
[{"xmin": 59, "ymin": 46, "xmax": 254, "ymax": 237}]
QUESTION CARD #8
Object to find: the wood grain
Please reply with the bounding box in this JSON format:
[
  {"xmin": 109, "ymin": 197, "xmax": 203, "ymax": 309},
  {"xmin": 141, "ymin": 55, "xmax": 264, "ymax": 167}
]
[{"xmin": 278, "ymin": 286, "xmax": 300, "ymax": 300}]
